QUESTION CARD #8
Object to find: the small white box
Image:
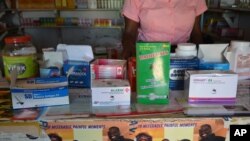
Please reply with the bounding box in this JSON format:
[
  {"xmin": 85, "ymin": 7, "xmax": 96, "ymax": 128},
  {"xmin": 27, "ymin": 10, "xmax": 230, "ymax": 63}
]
[
  {"xmin": 184, "ymin": 70, "xmax": 238, "ymax": 104},
  {"xmin": 91, "ymin": 79, "xmax": 131, "ymax": 106}
]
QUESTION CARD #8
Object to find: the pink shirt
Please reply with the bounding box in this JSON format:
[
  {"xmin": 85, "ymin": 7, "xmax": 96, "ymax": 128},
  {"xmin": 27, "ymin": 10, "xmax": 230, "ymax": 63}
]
[{"xmin": 122, "ymin": 0, "xmax": 207, "ymax": 45}]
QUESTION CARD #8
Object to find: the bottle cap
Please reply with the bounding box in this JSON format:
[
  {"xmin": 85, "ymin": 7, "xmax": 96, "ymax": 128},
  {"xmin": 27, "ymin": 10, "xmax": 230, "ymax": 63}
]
[
  {"xmin": 177, "ymin": 43, "xmax": 196, "ymax": 51},
  {"xmin": 175, "ymin": 48, "xmax": 197, "ymax": 57}
]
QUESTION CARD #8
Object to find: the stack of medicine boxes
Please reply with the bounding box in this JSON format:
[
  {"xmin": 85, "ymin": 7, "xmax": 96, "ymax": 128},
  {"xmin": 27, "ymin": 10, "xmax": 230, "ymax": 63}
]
[{"xmin": 90, "ymin": 58, "xmax": 130, "ymax": 108}]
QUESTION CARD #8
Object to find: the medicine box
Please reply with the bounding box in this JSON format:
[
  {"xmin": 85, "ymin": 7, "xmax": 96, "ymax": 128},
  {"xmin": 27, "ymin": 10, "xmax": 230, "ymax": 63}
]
[
  {"xmin": 170, "ymin": 55, "xmax": 199, "ymax": 90},
  {"xmin": 198, "ymin": 44, "xmax": 230, "ymax": 70},
  {"xmin": 63, "ymin": 61, "xmax": 91, "ymax": 88},
  {"xmin": 91, "ymin": 79, "xmax": 131, "ymax": 107},
  {"xmin": 136, "ymin": 42, "xmax": 170, "ymax": 104},
  {"xmin": 184, "ymin": 70, "xmax": 238, "ymax": 104},
  {"xmin": 11, "ymin": 77, "xmax": 69, "ymax": 109},
  {"xmin": 91, "ymin": 59, "xmax": 127, "ymax": 80},
  {"xmin": 57, "ymin": 44, "xmax": 94, "ymax": 88}
]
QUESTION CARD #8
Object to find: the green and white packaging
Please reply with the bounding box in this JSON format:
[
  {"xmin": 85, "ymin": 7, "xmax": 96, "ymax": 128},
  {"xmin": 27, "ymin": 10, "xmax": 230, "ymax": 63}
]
[{"xmin": 136, "ymin": 42, "xmax": 171, "ymax": 104}]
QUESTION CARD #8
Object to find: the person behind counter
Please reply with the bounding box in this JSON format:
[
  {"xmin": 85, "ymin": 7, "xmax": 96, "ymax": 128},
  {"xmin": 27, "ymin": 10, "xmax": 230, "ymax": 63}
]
[{"xmin": 121, "ymin": 0, "xmax": 208, "ymax": 59}]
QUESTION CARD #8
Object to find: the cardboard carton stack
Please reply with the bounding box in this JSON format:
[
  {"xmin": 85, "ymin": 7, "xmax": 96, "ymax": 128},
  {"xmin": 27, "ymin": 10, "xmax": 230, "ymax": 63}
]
[{"xmin": 90, "ymin": 59, "xmax": 131, "ymax": 108}]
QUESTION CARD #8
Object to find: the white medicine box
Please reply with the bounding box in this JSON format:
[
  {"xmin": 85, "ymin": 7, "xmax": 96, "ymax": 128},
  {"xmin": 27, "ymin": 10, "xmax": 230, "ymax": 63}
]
[
  {"xmin": 184, "ymin": 70, "xmax": 238, "ymax": 104},
  {"xmin": 91, "ymin": 79, "xmax": 131, "ymax": 107}
]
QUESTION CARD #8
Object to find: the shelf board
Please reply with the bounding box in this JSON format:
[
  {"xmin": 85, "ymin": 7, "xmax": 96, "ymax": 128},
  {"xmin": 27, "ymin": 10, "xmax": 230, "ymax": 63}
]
[
  {"xmin": 21, "ymin": 25, "xmax": 123, "ymax": 29},
  {"xmin": 208, "ymin": 7, "xmax": 250, "ymax": 13},
  {"xmin": 17, "ymin": 8, "xmax": 121, "ymax": 12},
  {"xmin": 203, "ymin": 31, "xmax": 243, "ymax": 42}
]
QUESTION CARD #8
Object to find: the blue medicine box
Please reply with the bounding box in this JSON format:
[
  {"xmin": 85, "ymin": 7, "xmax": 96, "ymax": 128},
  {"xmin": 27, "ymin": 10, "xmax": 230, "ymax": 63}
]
[
  {"xmin": 63, "ymin": 60, "xmax": 91, "ymax": 88},
  {"xmin": 199, "ymin": 60, "xmax": 230, "ymax": 70},
  {"xmin": 198, "ymin": 44, "xmax": 230, "ymax": 71}
]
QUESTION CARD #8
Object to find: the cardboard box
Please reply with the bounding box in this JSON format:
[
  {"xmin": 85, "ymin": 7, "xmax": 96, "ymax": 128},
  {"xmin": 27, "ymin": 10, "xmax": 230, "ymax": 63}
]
[
  {"xmin": 93, "ymin": 46, "xmax": 108, "ymax": 59},
  {"xmin": 184, "ymin": 70, "xmax": 238, "ymax": 104},
  {"xmin": 10, "ymin": 76, "xmax": 69, "ymax": 109},
  {"xmin": 91, "ymin": 79, "xmax": 131, "ymax": 107},
  {"xmin": 170, "ymin": 55, "xmax": 199, "ymax": 90},
  {"xmin": 40, "ymin": 67, "xmax": 61, "ymax": 78},
  {"xmin": 57, "ymin": 44, "xmax": 94, "ymax": 88},
  {"xmin": 39, "ymin": 50, "xmax": 66, "ymax": 78},
  {"xmin": 91, "ymin": 59, "xmax": 127, "ymax": 79},
  {"xmin": 198, "ymin": 44, "xmax": 230, "ymax": 70},
  {"xmin": 136, "ymin": 42, "xmax": 170, "ymax": 104},
  {"xmin": 63, "ymin": 60, "xmax": 91, "ymax": 88}
]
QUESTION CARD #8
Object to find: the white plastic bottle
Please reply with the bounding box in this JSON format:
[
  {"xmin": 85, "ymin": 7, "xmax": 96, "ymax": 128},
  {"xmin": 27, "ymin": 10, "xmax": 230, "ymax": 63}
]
[{"xmin": 229, "ymin": 40, "xmax": 250, "ymax": 80}]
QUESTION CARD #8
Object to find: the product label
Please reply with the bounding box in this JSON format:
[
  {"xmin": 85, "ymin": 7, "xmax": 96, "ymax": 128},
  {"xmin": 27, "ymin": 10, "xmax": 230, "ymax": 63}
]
[
  {"xmin": 169, "ymin": 57, "xmax": 199, "ymax": 90},
  {"xmin": 3, "ymin": 55, "xmax": 38, "ymax": 79},
  {"xmin": 136, "ymin": 42, "xmax": 170, "ymax": 104}
]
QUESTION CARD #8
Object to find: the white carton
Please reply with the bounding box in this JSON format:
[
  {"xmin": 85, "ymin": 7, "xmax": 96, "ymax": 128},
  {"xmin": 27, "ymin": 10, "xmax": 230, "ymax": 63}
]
[
  {"xmin": 10, "ymin": 76, "xmax": 69, "ymax": 109},
  {"xmin": 57, "ymin": 44, "xmax": 93, "ymax": 62},
  {"xmin": 91, "ymin": 79, "xmax": 131, "ymax": 107},
  {"xmin": 198, "ymin": 44, "xmax": 229, "ymax": 70},
  {"xmin": 184, "ymin": 70, "xmax": 238, "ymax": 104}
]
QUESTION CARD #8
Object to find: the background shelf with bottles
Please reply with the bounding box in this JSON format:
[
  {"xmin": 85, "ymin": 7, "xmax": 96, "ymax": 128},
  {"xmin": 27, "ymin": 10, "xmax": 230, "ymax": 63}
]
[
  {"xmin": 203, "ymin": 0, "xmax": 250, "ymax": 43},
  {"xmin": 5, "ymin": 0, "xmax": 124, "ymax": 52}
]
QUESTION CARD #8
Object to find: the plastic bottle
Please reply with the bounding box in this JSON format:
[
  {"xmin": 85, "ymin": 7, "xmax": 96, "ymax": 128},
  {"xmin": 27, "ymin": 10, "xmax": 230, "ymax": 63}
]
[
  {"xmin": 229, "ymin": 40, "xmax": 250, "ymax": 80},
  {"xmin": 170, "ymin": 43, "xmax": 199, "ymax": 90},
  {"xmin": 2, "ymin": 35, "xmax": 38, "ymax": 79},
  {"xmin": 175, "ymin": 43, "xmax": 197, "ymax": 57}
]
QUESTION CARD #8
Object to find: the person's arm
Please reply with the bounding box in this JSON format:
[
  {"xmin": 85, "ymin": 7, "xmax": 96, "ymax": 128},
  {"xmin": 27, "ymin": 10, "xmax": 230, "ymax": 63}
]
[
  {"xmin": 190, "ymin": 15, "xmax": 203, "ymax": 44},
  {"xmin": 122, "ymin": 16, "xmax": 139, "ymax": 60}
]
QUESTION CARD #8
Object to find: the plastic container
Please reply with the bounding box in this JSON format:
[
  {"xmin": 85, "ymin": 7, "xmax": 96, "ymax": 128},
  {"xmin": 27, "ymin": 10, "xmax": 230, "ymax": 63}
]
[
  {"xmin": 229, "ymin": 40, "xmax": 250, "ymax": 80},
  {"xmin": 2, "ymin": 35, "xmax": 38, "ymax": 79},
  {"xmin": 175, "ymin": 43, "xmax": 197, "ymax": 57}
]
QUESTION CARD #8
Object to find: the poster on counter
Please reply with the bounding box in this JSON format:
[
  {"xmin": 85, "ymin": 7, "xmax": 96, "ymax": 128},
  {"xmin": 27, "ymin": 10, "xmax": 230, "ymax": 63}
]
[{"xmin": 42, "ymin": 118, "xmax": 228, "ymax": 141}]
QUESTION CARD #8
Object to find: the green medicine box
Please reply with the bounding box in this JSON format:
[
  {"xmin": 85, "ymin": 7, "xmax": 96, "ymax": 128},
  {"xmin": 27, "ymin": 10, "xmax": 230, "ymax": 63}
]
[{"xmin": 136, "ymin": 42, "xmax": 171, "ymax": 104}]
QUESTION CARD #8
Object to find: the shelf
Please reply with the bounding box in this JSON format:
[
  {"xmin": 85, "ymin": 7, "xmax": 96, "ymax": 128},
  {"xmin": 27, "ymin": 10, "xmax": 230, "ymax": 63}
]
[
  {"xmin": 17, "ymin": 8, "xmax": 121, "ymax": 12},
  {"xmin": 208, "ymin": 7, "xmax": 250, "ymax": 13},
  {"xmin": 21, "ymin": 25, "xmax": 123, "ymax": 29},
  {"xmin": 203, "ymin": 31, "xmax": 243, "ymax": 42}
]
